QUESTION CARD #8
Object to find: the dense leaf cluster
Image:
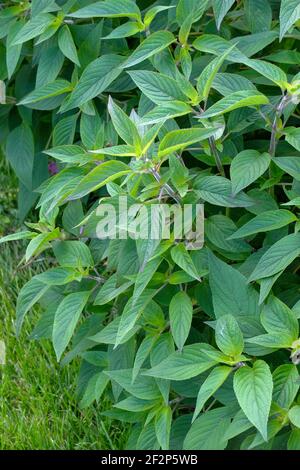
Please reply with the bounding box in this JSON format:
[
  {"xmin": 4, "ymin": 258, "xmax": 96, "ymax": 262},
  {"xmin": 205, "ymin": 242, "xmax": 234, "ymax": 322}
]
[{"xmin": 1, "ymin": 0, "xmax": 300, "ymax": 450}]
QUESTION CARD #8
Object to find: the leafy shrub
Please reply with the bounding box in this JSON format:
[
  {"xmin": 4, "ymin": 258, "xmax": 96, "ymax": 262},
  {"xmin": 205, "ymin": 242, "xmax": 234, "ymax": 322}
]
[{"xmin": 1, "ymin": 0, "xmax": 300, "ymax": 450}]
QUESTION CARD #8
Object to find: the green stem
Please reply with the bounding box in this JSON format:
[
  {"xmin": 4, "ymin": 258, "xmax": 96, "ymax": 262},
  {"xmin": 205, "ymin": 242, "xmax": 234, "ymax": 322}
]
[
  {"xmin": 268, "ymin": 94, "xmax": 290, "ymax": 195},
  {"xmin": 150, "ymin": 168, "xmax": 182, "ymax": 204}
]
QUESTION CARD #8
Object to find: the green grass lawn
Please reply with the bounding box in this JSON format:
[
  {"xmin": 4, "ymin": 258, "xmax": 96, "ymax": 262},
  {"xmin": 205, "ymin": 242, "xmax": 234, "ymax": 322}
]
[{"xmin": 0, "ymin": 154, "xmax": 127, "ymax": 450}]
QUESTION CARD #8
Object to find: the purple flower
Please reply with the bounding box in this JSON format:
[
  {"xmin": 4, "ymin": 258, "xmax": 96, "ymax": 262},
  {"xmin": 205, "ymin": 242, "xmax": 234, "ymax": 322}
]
[{"xmin": 48, "ymin": 161, "xmax": 58, "ymax": 175}]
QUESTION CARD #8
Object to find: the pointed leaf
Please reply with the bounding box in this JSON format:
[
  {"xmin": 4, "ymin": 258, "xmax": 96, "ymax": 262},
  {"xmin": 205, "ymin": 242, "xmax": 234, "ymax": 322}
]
[
  {"xmin": 228, "ymin": 210, "xmax": 297, "ymax": 239},
  {"xmin": 193, "ymin": 366, "xmax": 232, "ymax": 421},
  {"xmin": 169, "ymin": 291, "xmax": 193, "ymax": 351},
  {"xmin": 198, "ymin": 91, "xmax": 269, "ymax": 119},
  {"xmin": 230, "ymin": 150, "xmax": 271, "ymax": 195},
  {"xmin": 58, "ymin": 25, "xmax": 80, "ymax": 66},
  {"xmin": 70, "ymin": 0, "xmax": 141, "ymax": 20},
  {"xmin": 108, "ymin": 96, "xmax": 141, "ymax": 149},
  {"xmin": 128, "ymin": 70, "xmax": 188, "ymax": 105},
  {"xmin": 123, "ymin": 31, "xmax": 175, "ymax": 68},
  {"xmin": 280, "ymin": 0, "xmax": 300, "ymax": 41},
  {"xmin": 53, "ymin": 291, "xmax": 90, "ymax": 361},
  {"xmin": 158, "ymin": 127, "xmax": 217, "ymax": 157},
  {"xmin": 215, "ymin": 314, "xmax": 244, "ymax": 357},
  {"xmin": 61, "ymin": 54, "xmax": 124, "ymax": 112},
  {"xmin": 233, "ymin": 360, "xmax": 273, "ymax": 441},
  {"xmin": 248, "ymin": 233, "xmax": 300, "ymax": 281}
]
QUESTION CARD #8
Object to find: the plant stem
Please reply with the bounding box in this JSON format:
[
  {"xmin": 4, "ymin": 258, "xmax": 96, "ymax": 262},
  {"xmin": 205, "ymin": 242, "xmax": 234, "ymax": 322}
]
[
  {"xmin": 150, "ymin": 168, "xmax": 182, "ymax": 204},
  {"xmin": 268, "ymin": 94, "xmax": 289, "ymax": 157},
  {"xmin": 197, "ymin": 105, "xmax": 225, "ymax": 177},
  {"xmin": 268, "ymin": 94, "xmax": 290, "ymax": 195},
  {"xmin": 209, "ymin": 136, "xmax": 225, "ymax": 176}
]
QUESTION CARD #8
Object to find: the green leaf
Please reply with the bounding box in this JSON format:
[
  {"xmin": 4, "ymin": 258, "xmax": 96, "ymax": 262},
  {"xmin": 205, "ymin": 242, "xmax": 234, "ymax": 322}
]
[
  {"xmin": 37, "ymin": 167, "xmax": 84, "ymax": 208},
  {"xmin": 208, "ymin": 251, "xmax": 262, "ymax": 336},
  {"xmin": 205, "ymin": 215, "xmax": 251, "ymax": 254},
  {"xmin": 61, "ymin": 54, "xmax": 124, "ymax": 112},
  {"xmin": 193, "ymin": 366, "xmax": 232, "ymax": 422},
  {"xmin": 225, "ymin": 410, "xmax": 253, "ymax": 441},
  {"xmin": 285, "ymin": 127, "xmax": 300, "ymax": 152},
  {"xmin": 25, "ymin": 228, "xmax": 60, "ymax": 262},
  {"xmin": 289, "ymin": 406, "xmax": 300, "ymax": 428},
  {"xmin": 212, "ymin": 0, "xmax": 235, "ymax": 30},
  {"xmin": 94, "ymin": 273, "xmax": 134, "ymax": 306},
  {"xmin": 53, "ymin": 241, "xmax": 94, "ymax": 268},
  {"xmin": 197, "ymin": 45, "xmax": 236, "ymax": 101},
  {"xmin": 274, "ymin": 157, "xmax": 300, "ymax": 180},
  {"xmin": 89, "ymin": 316, "xmax": 139, "ymax": 346},
  {"xmin": 193, "ymin": 34, "xmax": 248, "ymax": 63},
  {"xmin": 246, "ymin": 332, "xmax": 293, "ymax": 349},
  {"xmin": 16, "ymin": 278, "xmax": 49, "ymax": 335},
  {"xmin": 6, "ymin": 19, "xmax": 24, "ymax": 79},
  {"xmin": 230, "ymin": 150, "xmax": 271, "ymax": 195},
  {"xmin": 171, "ymin": 244, "xmax": 201, "ymax": 281},
  {"xmin": 53, "ymin": 291, "xmax": 90, "ymax": 361},
  {"xmin": 279, "ymin": 0, "xmax": 300, "ymax": 41},
  {"xmin": 107, "ymin": 96, "xmax": 141, "ymax": 150},
  {"xmin": 102, "ymin": 21, "xmax": 141, "ymax": 40},
  {"xmin": 144, "ymin": 6, "xmax": 175, "ymax": 27},
  {"xmin": 114, "ymin": 396, "xmax": 155, "ymax": 412},
  {"xmin": 79, "ymin": 372, "xmax": 109, "ymax": 409},
  {"xmin": 235, "ymin": 31, "xmax": 279, "ymax": 58},
  {"xmin": 12, "ymin": 13, "xmax": 53, "ymax": 45},
  {"xmin": 132, "ymin": 335, "xmax": 157, "ymax": 382},
  {"xmin": 123, "ymin": 31, "xmax": 175, "ymax": 68},
  {"xmin": 6, "ymin": 123, "xmax": 34, "ymax": 191},
  {"xmin": 36, "ymin": 267, "xmax": 82, "ymax": 286},
  {"xmin": 212, "ymin": 73, "xmax": 256, "ymax": 95},
  {"xmin": 233, "ymin": 360, "xmax": 273, "ymax": 441},
  {"xmin": 169, "ymin": 291, "xmax": 193, "ymax": 351},
  {"xmin": 195, "ymin": 176, "xmax": 254, "ymax": 208},
  {"xmin": 91, "ymin": 145, "xmax": 137, "ymax": 157},
  {"xmin": 198, "ymin": 91, "xmax": 269, "ymax": 119},
  {"xmin": 80, "ymin": 109, "xmax": 103, "ymax": 150},
  {"xmin": 18, "ymin": 79, "xmax": 72, "ymax": 106},
  {"xmin": 155, "ymin": 406, "xmax": 172, "ymax": 450},
  {"xmin": 158, "ymin": 127, "xmax": 217, "ymax": 158},
  {"xmin": 104, "ymin": 369, "xmax": 161, "ymax": 400},
  {"xmin": 273, "ymin": 364, "xmax": 299, "ymax": 409},
  {"xmin": 31, "ymin": 0, "xmax": 59, "ymax": 16},
  {"xmin": 140, "ymin": 101, "xmax": 192, "ymax": 125},
  {"xmin": 0, "ymin": 231, "xmax": 34, "ymax": 244},
  {"xmin": 128, "ymin": 70, "xmax": 188, "ymax": 105},
  {"xmin": 243, "ymin": 58, "xmax": 288, "ymax": 88},
  {"xmin": 44, "ymin": 145, "xmax": 92, "ymax": 164},
  {"xmin": 183, "ymin": 407, "xmax": 232, "ymax": 450},
  {"xmin": 176, "ymin": 0, "xmax": 210, "ymax": 24},
  {"xmin": 53, "ymin": 113, "xmax": 78, "ymax": 147},
  {"xmin": 58, "ymin": 25, "xmax": 80, "ymax": 67},
  {"xmin": 248, "ymin": 233, "xmax": 300, "ymax": 281},
  {"xmin": 261, "ymin": 296, "xmax": 299, "ymax": 341},
  {"xmin": 144, "ymin": 343, "xmax": 217, "ymax": 381},
  {"xmin": 70, "ymin": 0, "xmax": 141, "ymax": 20},
  {"xmin": 132, "ymin": 257, "xmax": 163, "ymax": 301},
  {"xmin": 215, "ymin": 314, "xmax": 244, "ymax": 358},
  {"xmin": 244, "ymin": 0, "xmax": 272, "ymax": 33},
  {"xmin": 288, "ymin": 429, "xmax": 300, "ymax": 450},
  {"xmin": 115, "ymin": 289, "xmax": 156, "ymax": 348},
  {"xmin": 68, "ymin": 160, "xmax": 131, "ymax": 199},
  {"xmin": 228, "ymin": 210, "xmax": 297, "ymax": 239}
]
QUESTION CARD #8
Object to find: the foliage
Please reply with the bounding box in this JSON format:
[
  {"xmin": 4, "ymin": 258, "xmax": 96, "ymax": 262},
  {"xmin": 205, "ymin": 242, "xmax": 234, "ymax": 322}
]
[
  {"xmin": 0, "ymin": 155, "xmax": 127, "ymax": 450},
  {"xmin": 1, "ymin": 0, "xmax": 300, "ymax": 450}
]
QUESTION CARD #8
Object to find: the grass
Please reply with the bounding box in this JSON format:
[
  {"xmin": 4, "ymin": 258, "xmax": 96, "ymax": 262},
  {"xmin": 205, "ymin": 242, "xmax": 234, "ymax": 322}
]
[{"xmin": 0, "ymin": 154, "xmax": 128, "ymax": 450}]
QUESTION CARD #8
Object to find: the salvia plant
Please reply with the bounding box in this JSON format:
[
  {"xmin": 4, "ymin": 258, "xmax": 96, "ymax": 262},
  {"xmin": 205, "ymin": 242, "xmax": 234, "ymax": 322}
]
[{"xmin": 1, "ymin": 0, "xmax": 300, "ymax": 451}]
